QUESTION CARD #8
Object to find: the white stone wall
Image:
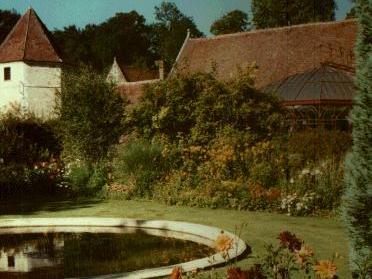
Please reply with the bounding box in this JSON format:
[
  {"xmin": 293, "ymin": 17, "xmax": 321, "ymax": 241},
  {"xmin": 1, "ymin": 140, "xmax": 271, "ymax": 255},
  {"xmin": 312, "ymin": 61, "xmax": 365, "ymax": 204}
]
[
  {"xmin": 107, "ymin": 58, "xmax": 126, "ymax": 84},
  {"xmin": 0, "ymin": 62, "xmax": 25, "ymax": 112},
  {"xmin": 0, "ymin": 62, "xmax": 61, "ymax": 118},
  {"xmin": 24, "ymin": 63, "xmax": 61, "ymax": 117}
]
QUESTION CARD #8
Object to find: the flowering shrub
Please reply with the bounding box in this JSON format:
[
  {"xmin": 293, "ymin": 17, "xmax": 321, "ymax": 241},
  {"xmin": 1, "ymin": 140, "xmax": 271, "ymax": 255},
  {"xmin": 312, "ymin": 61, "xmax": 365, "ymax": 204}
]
[
  {"xmin": 280, "ymin": 192, "xmax": 317, "ymax": 216},
  {"xmin": 0, "ymin": 109, "xmax": 62, "ymax": 198},
  {"xmin": 258, "ymin": 231, "xmax": 338, "ymax": 279},
  {"xmin": 170, "ymin": 231, "xmax": 345, "ymax": 279},
  {"xmin": 63, "ymin": 159, "xmax": 108, "ymax": 196}
]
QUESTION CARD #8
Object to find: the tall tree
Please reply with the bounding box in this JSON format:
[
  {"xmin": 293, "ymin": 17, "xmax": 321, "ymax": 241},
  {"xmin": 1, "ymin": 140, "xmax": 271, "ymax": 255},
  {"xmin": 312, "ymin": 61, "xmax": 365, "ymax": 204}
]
[
  {"xmin": 53, "ymin": 25, "xmax": 91, "ymax": 67},
  {"xmin": 343, "ymin": 0, "xmax": 372, "ymax": 276},
  {"xmin": 53, "ymin": 11, "xmax": 153, "ymax": 72},
  {"xmin": 210, "ymin": 10, "xmax": 250, "ymax": 35},
  {"xmin": 346, "ymin": 0, "xmax": 357, "ymax": 19},
  {"xmin": 150, "ymin": 2, "xmax": 203, "ymax": 68},
  {"xmin": 0, "ymin": 9, "xmax": 20, "ymax": 44},
  {"xmin": 92, "ymin": 11, "xmax": 153, "ymax": 71},
  {"xmin": 251, "ymin": 0, "xmax": 336, "ymax": 29}
]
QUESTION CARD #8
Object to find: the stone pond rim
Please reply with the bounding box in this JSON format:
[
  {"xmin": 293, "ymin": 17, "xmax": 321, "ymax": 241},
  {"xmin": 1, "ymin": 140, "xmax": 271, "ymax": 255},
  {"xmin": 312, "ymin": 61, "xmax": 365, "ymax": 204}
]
[{"xmin": 0, "ymin": 217, "xmax": 247, "ymax": 279}]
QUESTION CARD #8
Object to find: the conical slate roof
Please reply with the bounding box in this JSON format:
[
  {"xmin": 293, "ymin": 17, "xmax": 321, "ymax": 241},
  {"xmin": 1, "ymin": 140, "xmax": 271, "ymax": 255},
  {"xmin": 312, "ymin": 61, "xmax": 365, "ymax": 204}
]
[
  {"xmin": 265, "ymin": 64, "xmax": 355, "ymax": 106},
  {"xmin": 0, "ymin": 8, "xmax": 62, "ymax": 63}
]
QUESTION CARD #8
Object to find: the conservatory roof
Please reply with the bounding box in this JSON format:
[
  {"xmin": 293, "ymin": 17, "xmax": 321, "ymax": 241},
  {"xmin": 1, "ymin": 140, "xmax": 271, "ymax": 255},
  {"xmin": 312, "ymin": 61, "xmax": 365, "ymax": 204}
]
[{"xmin": 265, "ymin": 63, "xmax": 356, "ymax": 106}]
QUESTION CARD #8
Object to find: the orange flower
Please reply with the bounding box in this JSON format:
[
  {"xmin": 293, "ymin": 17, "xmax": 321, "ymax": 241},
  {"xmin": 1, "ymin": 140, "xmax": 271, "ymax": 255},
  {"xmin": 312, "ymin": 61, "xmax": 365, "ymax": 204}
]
[
  {"xmin": 266, "ymin": 188, "xmax": 281, "ymax": 202},
  {"xmin": 170, "ymin": 266, "xmax": 182, "ymax": 279},
  {"xmin": 215, "ymin": 232, "xmax": 234, "ymax": 253},
  {"xmin": 294, "ymin": 244, "xmax": 314, "ymax": 265},
  {"xmin": 313, "ymin": 260, "xmax": 337, "ymax": 279}
]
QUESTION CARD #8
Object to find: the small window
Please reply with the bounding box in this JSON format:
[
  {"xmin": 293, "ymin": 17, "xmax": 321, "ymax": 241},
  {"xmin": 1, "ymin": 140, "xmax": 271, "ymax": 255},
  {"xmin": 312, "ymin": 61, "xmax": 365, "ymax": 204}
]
[
  {"xmin": 8, "ymin": 255, "xmax": 15, "ymax": 267},
  {"xmin": 4, "ymin": 67, "xmax": 11, "ymax": 81}
]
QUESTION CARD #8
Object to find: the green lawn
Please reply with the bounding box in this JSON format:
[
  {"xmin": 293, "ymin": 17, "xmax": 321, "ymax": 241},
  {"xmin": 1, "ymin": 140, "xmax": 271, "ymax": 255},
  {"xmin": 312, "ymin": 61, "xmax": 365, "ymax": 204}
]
[{"xmin": 0, "ymin": 197, "xmax": 350, "ymax": 277}]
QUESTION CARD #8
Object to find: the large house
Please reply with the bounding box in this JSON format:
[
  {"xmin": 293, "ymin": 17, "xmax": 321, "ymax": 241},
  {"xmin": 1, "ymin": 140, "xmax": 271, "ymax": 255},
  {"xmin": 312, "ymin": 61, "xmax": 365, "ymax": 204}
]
[
  {"xmin": 107, "ymin": 57, "xmax": 164, "ymax": 104},
  {"xmin": 116, "ymin": 20, "xmax": 357, "ymax": 111},
  {"xmin": 170, "ymin": 20, "xmax": 358, "ymax": 128},
  {"xmin": 0, "ymin": 8, "xmax": 62, "ymax": 118}
]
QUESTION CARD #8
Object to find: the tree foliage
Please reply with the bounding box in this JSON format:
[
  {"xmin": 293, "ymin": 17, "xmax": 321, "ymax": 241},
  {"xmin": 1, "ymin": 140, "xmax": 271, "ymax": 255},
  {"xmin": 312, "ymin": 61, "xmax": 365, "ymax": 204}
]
[
  {"xmin": 210, "ymin": 10, "xmax": 250, "ymax": 35},
  {"xmin": 56, "ymin": 66, "xmax": 126, "ymax": 163},
  {"xmin": 53, "ymin": 11, "xmax": 153, "ymax": 72},
  {"xmin": 343, "ymin": 0, "xmax": 372, "ymax": 275},
  {"xmin": 0, "ymin": 9, "xmax": 20, "ymax": 44},
  {"xmin": 150, "ymin": 2, "xmax": 203, "ymax": 68},
  {"xmin": 251, "ymin": 0, "xmax": 336, "ymax": 29},
  {"xmin": 126, "ymin": 71, "xmax": 284, "ymax": 144}
]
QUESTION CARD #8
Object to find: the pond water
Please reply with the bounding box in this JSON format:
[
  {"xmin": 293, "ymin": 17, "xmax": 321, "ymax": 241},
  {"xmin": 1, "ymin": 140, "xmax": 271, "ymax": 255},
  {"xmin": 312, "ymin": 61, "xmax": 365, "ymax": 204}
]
[{"xmin": 0, "ymin": 231, "xmax": 215, "ymax": 279}]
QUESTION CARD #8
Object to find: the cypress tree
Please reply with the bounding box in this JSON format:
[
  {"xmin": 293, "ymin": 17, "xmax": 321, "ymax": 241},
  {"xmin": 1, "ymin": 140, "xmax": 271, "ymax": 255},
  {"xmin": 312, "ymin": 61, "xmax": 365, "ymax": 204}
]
[{"xmin": 343, "ymin": 0, "xmax": 372, "ymax": 276}]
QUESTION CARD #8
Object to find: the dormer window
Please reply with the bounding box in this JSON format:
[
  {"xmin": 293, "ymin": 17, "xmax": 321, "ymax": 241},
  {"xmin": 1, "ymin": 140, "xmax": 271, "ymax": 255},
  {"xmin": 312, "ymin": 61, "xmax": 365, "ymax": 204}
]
[{"xmin": 4, "ymin": 67, "xmax": 11, "ymax": 81}]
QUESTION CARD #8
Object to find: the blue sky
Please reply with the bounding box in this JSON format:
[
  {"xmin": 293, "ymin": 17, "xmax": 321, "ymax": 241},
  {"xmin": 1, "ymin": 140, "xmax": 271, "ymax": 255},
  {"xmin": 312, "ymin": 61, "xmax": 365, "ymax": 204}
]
[{"xmin": 0, "ymin": 0, "xmax": 354, "ymax": 36}]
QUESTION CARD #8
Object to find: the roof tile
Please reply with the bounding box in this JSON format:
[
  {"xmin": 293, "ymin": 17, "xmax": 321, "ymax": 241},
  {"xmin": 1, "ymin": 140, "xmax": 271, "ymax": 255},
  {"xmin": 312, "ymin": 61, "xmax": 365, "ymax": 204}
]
[{"xmin": 0, "ymin": 8, "xmax": 62, "ymax": 63}]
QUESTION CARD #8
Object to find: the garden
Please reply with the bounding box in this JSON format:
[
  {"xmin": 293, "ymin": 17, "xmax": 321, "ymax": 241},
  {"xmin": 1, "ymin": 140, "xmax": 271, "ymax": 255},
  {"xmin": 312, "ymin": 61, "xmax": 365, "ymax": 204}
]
[
  {"xmin": 0, "ymin": 1, "xmax": 371, "ymax": 276},
  {"xmin": 0, "ymin": 66, "xmax": 363, "ymax": 279}
]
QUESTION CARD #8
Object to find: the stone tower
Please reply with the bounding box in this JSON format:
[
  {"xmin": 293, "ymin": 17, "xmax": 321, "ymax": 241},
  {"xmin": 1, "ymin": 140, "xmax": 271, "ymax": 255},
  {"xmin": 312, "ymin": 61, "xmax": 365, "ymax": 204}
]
[{"xmin": 0, "ymin": 8, "xmax": 62, "ymax": 118}]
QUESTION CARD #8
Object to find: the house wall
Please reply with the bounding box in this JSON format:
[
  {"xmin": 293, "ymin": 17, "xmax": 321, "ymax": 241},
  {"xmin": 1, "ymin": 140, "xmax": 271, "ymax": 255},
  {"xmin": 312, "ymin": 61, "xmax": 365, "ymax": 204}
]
[
  {"xmin": 0, "ymin": 62, "xmax": 26, "ymax": 112},
  {"xmin": 24, "ymin": 63, "xmax": 61, "ymax": 117},
  {"xmin": 0, "ymin": 62, "xmax": 61, "ymax": 118},
  {"xmin": 107, "ymin": 59, "xmax": 126, "ymax": 84}
]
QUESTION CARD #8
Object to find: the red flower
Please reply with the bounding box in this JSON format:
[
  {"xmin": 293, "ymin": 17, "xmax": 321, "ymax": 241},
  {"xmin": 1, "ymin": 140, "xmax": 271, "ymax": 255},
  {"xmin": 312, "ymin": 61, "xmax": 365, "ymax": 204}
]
[
  {"xmin": 227, "ymin": 265, "xmax": 266, "ymax": 279},
  {"xmin": 278, "ymin": 231, "xmax": 302, "ymax": 252}
]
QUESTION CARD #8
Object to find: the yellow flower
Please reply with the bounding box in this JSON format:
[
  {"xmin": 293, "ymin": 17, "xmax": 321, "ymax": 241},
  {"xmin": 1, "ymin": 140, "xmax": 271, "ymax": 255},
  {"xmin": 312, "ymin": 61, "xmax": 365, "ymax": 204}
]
[
  {"xmin": 215, "ymin": 232, "xmax": 233, "ymax": 253},
  {"xmin": 313, "ymin": 260, "xmax": 337, "ymax": 279},
  {"xmin": 294, "ymin": 244, "xmax": 313, "ymax": 265}
]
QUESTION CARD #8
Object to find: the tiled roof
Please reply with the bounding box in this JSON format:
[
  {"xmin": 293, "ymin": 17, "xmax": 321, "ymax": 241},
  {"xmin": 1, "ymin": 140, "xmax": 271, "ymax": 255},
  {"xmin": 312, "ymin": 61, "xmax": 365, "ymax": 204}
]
[
  {"xmin": 119, "ymin": 64, "xmax": 159, "ymax": 82},
  {"xmin": 0, "ymin": 8, "xmax": 62, "ymax": 63},
  {"xmin": 117, "ymin": 80, "xmax": 158, "ymax": 104},
  {"xmin": 173, "ymin": 20, "xmax": 357, "ymax": 89}
]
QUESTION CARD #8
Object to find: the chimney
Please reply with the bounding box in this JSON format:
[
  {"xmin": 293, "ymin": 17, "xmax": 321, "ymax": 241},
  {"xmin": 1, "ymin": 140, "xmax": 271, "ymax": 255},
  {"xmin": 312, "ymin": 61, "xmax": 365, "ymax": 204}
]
[{"xmin": 156, "ymin": 60, "xmax": 165, "ymax": 80}]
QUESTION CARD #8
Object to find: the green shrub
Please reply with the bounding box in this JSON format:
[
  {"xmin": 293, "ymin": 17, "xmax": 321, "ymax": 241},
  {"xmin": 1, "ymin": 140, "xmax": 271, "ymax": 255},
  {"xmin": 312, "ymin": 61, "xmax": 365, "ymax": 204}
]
[
  {"xmin": 0, "ymin": 109, "xmax": 61, "ymax": 166},
  {"xmin": 122, "ymin": 71, "xmax": 286, "ymax": 206},
  {"xmin": 112, "ymin": 139, "xmax": 168, "ymax": 197},
  {"xmin": 343, "ymin": 0, "xmax": 372, "ymax": 273},
  {"xmin": 0, "ymin": 109, "xmax": 62, "ymax": 198},
  {"xmin": 66, "ymin": 160, "xmax": 108, "ymax": 196},
  {"xmin": 56, "ymin": 65, "xmax": 126, "ymax": 163},
  {"xmin": 119, "ymin": 70, "xmax": 350, "ymax": 214},
  {"xmin": 126, "ymin": 70, "xmax": 285, "ymax": 143},
  {"xmin": 287, "ymin": 129, "xmax": 351, "ymax": 169}
]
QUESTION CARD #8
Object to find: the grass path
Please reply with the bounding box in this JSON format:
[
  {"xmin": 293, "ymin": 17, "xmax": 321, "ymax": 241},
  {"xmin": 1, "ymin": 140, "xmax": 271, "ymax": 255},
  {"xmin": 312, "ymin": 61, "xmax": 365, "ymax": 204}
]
[{"xmin": 0, "ymin": 198, "xmax": 350, "ymax": 277}]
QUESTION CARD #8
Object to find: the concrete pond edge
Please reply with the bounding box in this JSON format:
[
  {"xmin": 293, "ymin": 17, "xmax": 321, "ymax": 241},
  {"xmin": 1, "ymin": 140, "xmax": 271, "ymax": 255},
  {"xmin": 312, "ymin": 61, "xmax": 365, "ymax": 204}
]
[{"xmin": 0, "ymin": 218, "xmax": 247, "ymax": 279}]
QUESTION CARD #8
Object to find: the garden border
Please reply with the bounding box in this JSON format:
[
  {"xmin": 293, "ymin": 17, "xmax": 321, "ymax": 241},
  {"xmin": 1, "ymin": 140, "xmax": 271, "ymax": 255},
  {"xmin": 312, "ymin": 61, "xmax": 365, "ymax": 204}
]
[{"xmin": 0, "ymin": 217, "xmax": 247, "ymax": 279}]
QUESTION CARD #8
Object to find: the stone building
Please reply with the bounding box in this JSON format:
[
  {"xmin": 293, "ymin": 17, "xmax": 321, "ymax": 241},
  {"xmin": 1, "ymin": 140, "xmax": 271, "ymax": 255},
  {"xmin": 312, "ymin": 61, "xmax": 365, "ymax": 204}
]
[
  {"xmin": 0, "ymin": 8, "xmax": 62, "ymax": 118},
  {"xmin": 107, "ymin": 57, "xmax": 164, "ymax": 104},
  {"xmin": 172, "ymin": 20, "xmax": 358, "ymax": 128}
]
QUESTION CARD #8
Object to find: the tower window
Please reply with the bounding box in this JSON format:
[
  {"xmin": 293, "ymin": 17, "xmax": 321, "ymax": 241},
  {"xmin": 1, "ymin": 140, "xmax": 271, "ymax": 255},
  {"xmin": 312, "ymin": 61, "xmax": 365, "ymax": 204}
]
[
  {"xmin": 4, "ymin": 67, "xmax": 11, "ymax": 81},
  {"xmin": 8, "ymin": 255, "xmax": 15, "ymax": 267}
]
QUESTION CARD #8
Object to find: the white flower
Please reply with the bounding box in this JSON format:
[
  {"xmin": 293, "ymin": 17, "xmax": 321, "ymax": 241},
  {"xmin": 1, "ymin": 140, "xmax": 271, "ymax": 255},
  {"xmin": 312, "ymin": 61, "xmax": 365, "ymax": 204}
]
[
  {"xmin": 290, "ymin": 178, "xmax": 294, "ymax": 184},
  {"xmin": 301, "ymin": 168, "xmax": 310, "ymax": 175}
]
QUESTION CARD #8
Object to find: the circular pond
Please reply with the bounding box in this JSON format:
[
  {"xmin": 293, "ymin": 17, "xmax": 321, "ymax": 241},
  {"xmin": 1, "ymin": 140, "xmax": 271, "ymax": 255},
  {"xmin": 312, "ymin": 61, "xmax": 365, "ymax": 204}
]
[{"xmin": 0, "ymin": 218, "xmax": 247, "ymax": 279}]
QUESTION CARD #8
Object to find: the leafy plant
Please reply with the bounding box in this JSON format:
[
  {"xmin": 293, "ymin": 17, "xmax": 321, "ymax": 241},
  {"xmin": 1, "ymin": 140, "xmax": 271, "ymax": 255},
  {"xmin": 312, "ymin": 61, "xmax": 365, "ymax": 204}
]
[
  {"xmin": 112, "ymin": 139, "xmax": 169, "ymax": 197},
  {"xmin": 56, "ymin": 65, "xmax": 125, "ymax": 164}
]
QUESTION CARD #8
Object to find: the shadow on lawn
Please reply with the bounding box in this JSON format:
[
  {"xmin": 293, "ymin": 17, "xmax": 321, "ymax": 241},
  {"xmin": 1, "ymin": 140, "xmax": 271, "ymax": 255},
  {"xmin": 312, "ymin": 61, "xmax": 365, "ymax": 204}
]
[{"xmin": 0, "ymin": 195, "xmax": 103, "ymax": 216}]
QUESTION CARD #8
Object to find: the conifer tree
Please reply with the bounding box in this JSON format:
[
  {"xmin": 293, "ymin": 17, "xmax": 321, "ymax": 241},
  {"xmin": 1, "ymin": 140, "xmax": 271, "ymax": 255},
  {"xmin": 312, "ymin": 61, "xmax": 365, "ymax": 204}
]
[{"xmin": 343, "ymin": 0, "xmax": 372, "ymax": 276}]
